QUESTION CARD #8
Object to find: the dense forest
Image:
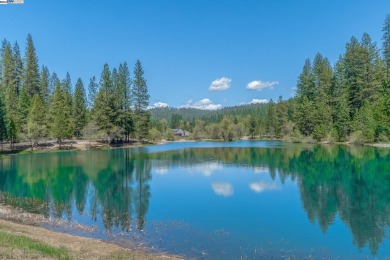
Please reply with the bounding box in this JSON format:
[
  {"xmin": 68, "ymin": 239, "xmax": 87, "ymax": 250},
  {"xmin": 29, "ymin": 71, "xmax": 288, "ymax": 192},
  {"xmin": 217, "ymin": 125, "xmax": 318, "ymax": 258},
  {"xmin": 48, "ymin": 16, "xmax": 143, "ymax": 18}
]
[
  {"xmin": 1, "ymin": 15, "xmax": 390, "ymax": 147},
  {"xmin": 150, "ymin": 15, "xmax": 390, "ymax": 143},
  {"xmin": 0, "ymin": 34, "xmax": 151, "ymax": 148}
]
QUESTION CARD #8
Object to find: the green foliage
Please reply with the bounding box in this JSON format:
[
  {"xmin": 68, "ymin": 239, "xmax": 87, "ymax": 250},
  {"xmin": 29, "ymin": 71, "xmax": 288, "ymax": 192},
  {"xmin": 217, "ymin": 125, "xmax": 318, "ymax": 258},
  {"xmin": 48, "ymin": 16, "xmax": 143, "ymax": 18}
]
[
  {"xmin": 27, "ymin": 94, "xmax": 48, "ymax": 147},
  {"xmin": 50, "ymin": 83, "xmax": 73, "ymax": 147},
  {"xmin": 148, "ymin": 127, "xmax": 161, "ymax": 141},
  {"xmin": 73, "ymin": 78, "xmax": 87, "ymax": 138},
  {"xmin": 7, "ymin": 117, "xmax": 17, "ymax": 148},
  {"xmin": 17, "ymin": 87, "xmax": 30, "ymax": 138},
  {"xmin": 1, "ymin": 42, "xmax": 19, "ymax": 122},
  {"xmin": 23, "ymin": 34, "xmax": 41, "ymax": 98},
  {"xmin": 135, "ymin": 110, "xmax": 151, "ymax": 142},
  {"xmin": 0, "ymin": 94, "xmax": 7, "ymax": 145},
  {"xmin": 248, "ymin": 113, "xmax": 257, "ymax": 139},
  {"xmin": 40, "ymin": 65, "xmax": 50, "ymax": 107},
  {"xmin": 88, "ymin": 76, "xmax": 98, "ymax": 109},
  {"xmin": 132, "ymin": 60, "xmax": 150, "ymax": 112}
]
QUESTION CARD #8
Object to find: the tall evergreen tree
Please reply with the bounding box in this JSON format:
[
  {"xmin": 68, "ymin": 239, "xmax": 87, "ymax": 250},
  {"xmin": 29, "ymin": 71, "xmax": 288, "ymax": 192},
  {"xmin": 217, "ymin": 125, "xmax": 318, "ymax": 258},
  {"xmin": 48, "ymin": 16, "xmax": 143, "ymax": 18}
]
[
  {"xmin": 50, "ymin": 83, "xmax": 72, "ymax": 148},
  {"xmin": 62, "ymin": 72, "xmax": 73, "ymax": 106},
  {"xmin": 360, "ymin": 33, "xmax": 385, "ymax": 103},
  {"xmin": 0, "ymin": 94, "xmax": 7, "ymax": 150},
  {"xmin": 118, "ymin": 62, "xmax": 134, "ymax": 141},
  {"xmin": 1, "ymin": 43, "xmax": 18, "ymax": 120},
  {"xmin": 132, "ymin": 60, "xmax": 150, "ymax": 112},
  {"xmin": 23, "ymin": 34, "xmax": 40, "ymax": 98},
  {"xmin": 73, "ymin": 78, "xmax": 87, "ymax": 138},
  {"xmin": 382, "ymin": 14, "xmax": 390, "ymax": 77},
  {"xmin": 27, "ymin": 94, "xmax": 48, "ymax": 148},
  {"xmin": 275, "ymin": 96, "xmax": 288, "ymax": 138},
  {"xmin": 296, "ymin": 96, "xmax": 315, "ymax": 136},
  {"xmin": 17, "ymin": 87, "xmax": 30, "ymax": 138},
  {"xmin": 265, "ymin": 99, "xmax": 276, "ymax": 138},
  {"xmin": 13, "ymin": 41, "xmax": 23, "ymax": 95},
  {"xmin": 296, "ymin": 58, "xmax": 315, "ymax": 99},
  {"xmin": 333, "ymin": 94, "xmax": 350, "ymax": 141},
  {"xmin": 248, "ymin": 113, "xmax": 257, "ymax": 139},
  {"xmin": 49, "ymin": 72, "xmax": 60, "ymax": 98},
  {"xmin": 132, "ymin": 60, "xmax": 150, "ymax": 141},
  {"xmin": 40, "ymin": 66, "xmax": 50, "ymax": 107},
  {"xmin": 93, "ymin": 64, "xmax": 118, "ymax": 142},
  {"xmin": 88, "ymin": 76, "xmax": 98, "ymax": 110},
  {"xmin": 7, "ymin": 117, "xmax": 17, "ymax": 149}
]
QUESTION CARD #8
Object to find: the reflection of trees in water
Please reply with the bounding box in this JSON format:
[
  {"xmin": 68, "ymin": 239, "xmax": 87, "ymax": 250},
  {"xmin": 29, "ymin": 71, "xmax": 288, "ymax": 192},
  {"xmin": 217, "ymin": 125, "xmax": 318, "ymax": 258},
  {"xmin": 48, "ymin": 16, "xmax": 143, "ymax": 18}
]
[
  {"xmin": 148, "ymin": 145, "xmax": 390, "ymax": 255},
  {"xmin": 0, "ymin": 145, "xmax": 390, "ymax": 254},
  {"xmin": 0, "ymin": 149, "xmax": 151, "ymax": 232}
]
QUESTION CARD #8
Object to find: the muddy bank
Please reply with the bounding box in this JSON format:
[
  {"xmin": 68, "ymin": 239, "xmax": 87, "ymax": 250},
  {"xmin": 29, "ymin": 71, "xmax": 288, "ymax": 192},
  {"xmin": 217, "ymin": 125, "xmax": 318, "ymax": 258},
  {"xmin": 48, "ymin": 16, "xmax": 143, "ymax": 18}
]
[{"xmin": 0, "ymin": 205, "xmax": 182, "ymax": 260}]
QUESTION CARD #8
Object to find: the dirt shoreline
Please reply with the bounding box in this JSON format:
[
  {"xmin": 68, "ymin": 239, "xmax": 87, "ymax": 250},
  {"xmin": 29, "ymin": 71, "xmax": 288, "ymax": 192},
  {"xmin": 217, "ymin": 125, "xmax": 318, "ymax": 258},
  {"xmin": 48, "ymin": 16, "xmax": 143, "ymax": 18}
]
[{"xmin": 0, "ymin": 204, "xmax": 182, "ymax": 260}]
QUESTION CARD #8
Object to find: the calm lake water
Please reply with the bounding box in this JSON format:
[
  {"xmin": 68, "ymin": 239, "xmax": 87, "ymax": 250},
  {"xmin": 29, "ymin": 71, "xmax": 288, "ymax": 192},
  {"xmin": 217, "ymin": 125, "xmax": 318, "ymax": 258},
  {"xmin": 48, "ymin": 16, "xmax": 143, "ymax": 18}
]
[{"xmin": 1, "ymin": 141, "xmax": 390, "ymax": 259}]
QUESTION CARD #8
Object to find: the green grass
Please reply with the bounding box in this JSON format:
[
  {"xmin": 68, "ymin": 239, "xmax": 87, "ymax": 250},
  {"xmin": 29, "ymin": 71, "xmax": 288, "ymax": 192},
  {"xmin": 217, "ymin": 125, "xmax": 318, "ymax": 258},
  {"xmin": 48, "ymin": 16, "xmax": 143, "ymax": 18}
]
[{"xmin": 0, "ymin": 230, "xmax": 71, "ymax": 259}]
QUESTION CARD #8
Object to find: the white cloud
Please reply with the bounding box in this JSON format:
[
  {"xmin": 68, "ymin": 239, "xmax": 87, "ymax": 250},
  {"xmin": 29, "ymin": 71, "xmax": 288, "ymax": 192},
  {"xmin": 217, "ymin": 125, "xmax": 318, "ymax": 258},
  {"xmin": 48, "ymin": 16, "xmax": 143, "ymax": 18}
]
[
  {"xmin": 249, "ymin": 181, "xmax": 279, "ymax": 193},
  {"xmin": 147, "ymin": 102, "xmax": 169, "ymax": 109},
  {"xmin": 209, "ymin": 77, "xmax": 231, "ymax": 91},
  {"xmin": 180, "ymin": 98, "xmax": 222, "ymax": 110},
  {"xmin": 246, "ymin": 80, "xmax": 279, "ymax": 91},
  {"xmin": 249, "ymin": 99, "xmax": 269, "ymax": 104},
  {"xmin": 212, "ymin": 182, "xmax": 234, "ymax": 197}
]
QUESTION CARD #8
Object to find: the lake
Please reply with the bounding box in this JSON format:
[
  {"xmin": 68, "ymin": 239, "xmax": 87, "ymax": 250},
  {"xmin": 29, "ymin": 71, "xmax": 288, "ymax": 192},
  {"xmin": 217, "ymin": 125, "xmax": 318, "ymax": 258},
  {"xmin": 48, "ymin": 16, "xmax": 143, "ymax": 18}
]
[{"xmin": 0, "ymin": 141, "xmax": 390, "ymax": 259}]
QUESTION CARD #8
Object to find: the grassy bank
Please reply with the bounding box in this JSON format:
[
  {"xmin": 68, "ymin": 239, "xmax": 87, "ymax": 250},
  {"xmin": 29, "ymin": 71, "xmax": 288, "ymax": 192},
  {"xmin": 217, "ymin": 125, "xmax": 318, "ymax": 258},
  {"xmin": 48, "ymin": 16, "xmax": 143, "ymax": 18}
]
[
  {"xmin": 0, "ymin": 230, "xmax": 70, "ymax": 259},
  {"xmin": 0, "ymin": 219, "xmax": 181, "ymax": 260}
]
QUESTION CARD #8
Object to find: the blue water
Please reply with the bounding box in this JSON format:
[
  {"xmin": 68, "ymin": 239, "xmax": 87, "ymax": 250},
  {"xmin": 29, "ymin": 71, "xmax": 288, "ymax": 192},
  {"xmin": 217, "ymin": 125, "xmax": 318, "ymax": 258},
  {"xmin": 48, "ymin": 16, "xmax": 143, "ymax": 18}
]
[{"xmin": 1, "ymin": 141, "xmax": 390, "ymax": 259}]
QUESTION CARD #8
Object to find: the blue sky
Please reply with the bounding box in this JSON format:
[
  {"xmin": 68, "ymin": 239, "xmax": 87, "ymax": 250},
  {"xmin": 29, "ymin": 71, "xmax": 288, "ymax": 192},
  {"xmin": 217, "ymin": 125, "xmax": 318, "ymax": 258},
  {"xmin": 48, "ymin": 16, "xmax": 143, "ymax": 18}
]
[{"xmin": 1, "ymin": 1, "xmax": 390, "ymax": 109}]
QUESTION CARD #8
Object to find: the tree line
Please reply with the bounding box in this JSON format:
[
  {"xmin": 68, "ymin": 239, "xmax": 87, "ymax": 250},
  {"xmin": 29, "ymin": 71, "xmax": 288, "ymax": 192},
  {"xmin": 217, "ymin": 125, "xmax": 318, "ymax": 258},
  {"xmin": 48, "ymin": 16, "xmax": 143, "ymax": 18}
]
[
  {"xmin": 0, "ymin": 34, "xmax": 151, "ymax": 149},
  {"xmin": 150, "ymin": 15, "xmax": 390, "ymax": 143}
]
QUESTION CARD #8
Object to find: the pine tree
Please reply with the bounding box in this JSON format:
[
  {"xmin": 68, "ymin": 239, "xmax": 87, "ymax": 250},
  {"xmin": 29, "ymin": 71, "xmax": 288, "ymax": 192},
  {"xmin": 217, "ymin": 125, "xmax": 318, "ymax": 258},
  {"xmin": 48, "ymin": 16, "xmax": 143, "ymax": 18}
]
[
  {"xmin": 382, "ymin": 14, "xmax": 390, "ymax": 77},
  {"xmin": 13, "ymin": 41, "xmax": 23, "ymax": 95},
  {"xmin": 62, "ymin": 72, "xmax": 73, "ymax": 106},
  {"xmin": 62, "ymin": 72, "xmax": 74, "ymax": 135},
  {"xmin": 118, "ymin": 62, "xmax": 134, "ymax": 141},
  {"xmin": 50, "ymin": 83, "xmax": 72, "ymax": 148},
  {"xmin": 40, "ymin": 66, "xmax": 50, "ymax": 107},
  {"xmin": 132, "ymin": 60, "xmax": 150, "ymax": 111},
  {"xmin": 296, "ymin": 58, "xmax": 315, "ymax": 100},
  {"xmin": 27, "ymin": 94, "xmax": 48, "ymax": 148},
  {"xmin": 49, "ymin": 72, "xmax": 60, "ymax": 98},
  {"xmin": 7, "ymin": 117, "xmax": 17, "ymax": 149},
  {"xmin": 1, "ymin": 43, "xmax": 18, "ymax": 120},
  {"xmin": 296, "ymin": 96, "xmax": 315, "ymax": 136},
  {"xmin": 0, "ymin": 39, "xmax": 9, "ymax": 89},
  {"xmin": 73, "ymin": 78, "xmax": 87, "ymax": 138},
  {"xmin": 265, "ymin": 99, "xmax": 276, "ymax": 138},
  {"xmin": 248, "ymin": 113, "xmax": 257, "ymax": 139},
  {"xmin": 275, "ymin": 96, "xmax": 288, "ymax": 138},
  {"xmin": 0, "ymin": 94, "xmax": 7, "ymax": 150},
  {"xmin": 132, "ymin": 60, "xmax": 150, "ymax": 141},
  {"xmin": 23, "ymin": 34, "xmax": 40, "ymax": 98},
  {"xmin": 333, "ymin": 94, "xmax": 351, "ymax": 142},
  {"xmin": 360, "ymin": 33, "xmax": 385, "ymax": 103},
  {"xmin": 88, "ymin": 76, "xmax": 98, "ymax": 110},
  {"xmin": 353, "ymin": 102, "xmax": 376, "ymax": 142},
  {"xmin": 17, "ymin": 87, "xmax": 30, "ymax": 138},
  {"xmin": 93, "ymin": 64, "xmax": 117, "ymax": 143}
]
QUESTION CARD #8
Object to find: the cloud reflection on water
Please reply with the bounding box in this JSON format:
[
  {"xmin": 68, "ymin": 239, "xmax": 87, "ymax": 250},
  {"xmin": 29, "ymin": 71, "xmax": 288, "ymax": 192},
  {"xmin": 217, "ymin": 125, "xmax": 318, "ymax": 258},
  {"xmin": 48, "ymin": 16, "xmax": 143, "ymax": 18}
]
[
  {"xmin": 249, "ymin": 181, "xmax": 279, "ymax": 193},
  {"xmin": 211, "ymin": 182, "xmax": 234, "ymax": 197}
]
